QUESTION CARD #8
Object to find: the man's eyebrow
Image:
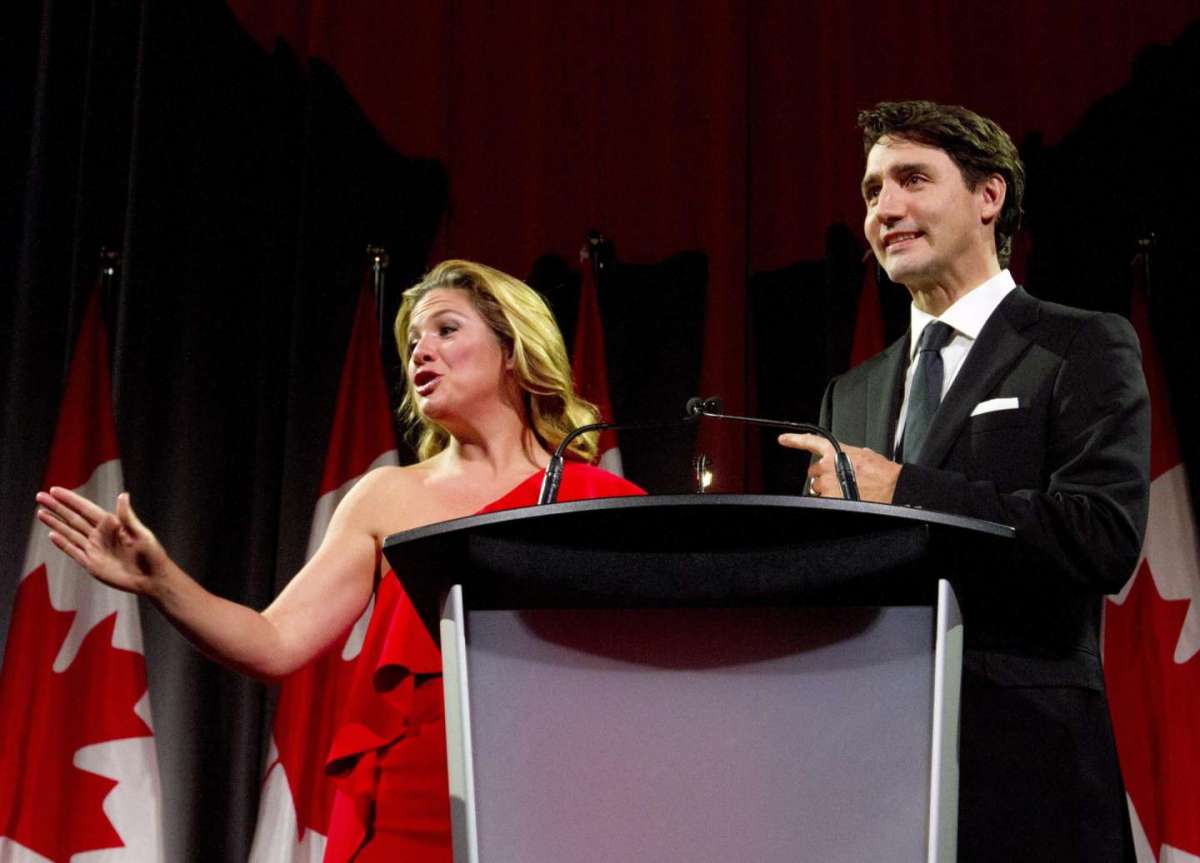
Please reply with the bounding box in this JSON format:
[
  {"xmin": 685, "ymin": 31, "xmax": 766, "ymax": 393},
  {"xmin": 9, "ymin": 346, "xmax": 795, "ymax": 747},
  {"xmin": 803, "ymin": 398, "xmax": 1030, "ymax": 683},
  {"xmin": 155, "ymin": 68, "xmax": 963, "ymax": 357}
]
[
  {"xmin": 861, "ymin": 161, "xmax": 935, "ymax": 195},
  {"xmin": 890, "ymin": 160, "xmax": 933, "ymax": 176}
]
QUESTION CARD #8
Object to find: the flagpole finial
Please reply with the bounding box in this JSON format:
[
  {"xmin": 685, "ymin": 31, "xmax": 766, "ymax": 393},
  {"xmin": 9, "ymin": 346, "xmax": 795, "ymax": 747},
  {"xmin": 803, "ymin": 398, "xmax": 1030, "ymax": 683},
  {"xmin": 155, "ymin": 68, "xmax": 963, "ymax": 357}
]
[
  {"xmin": 365, "ymin": 246, "xmax": 391, "ymax": 342},
  {"xmin": 366, "ymin": 245, "xmax": 390, "ymax": 272},
  {"xmin": 98, "ymin": 247, "xmax": 121, "ymax": 278},
  {"xmin": 97, "ymin": 247, "xmax": 122, "ymax": 319},
  {"xmin": 1132, "ymin": 233, "xmax": 1155, "ymax": 296},
  {"xmin": 583, "ymin": 230, "xmax": 613, "ymax": 274}
]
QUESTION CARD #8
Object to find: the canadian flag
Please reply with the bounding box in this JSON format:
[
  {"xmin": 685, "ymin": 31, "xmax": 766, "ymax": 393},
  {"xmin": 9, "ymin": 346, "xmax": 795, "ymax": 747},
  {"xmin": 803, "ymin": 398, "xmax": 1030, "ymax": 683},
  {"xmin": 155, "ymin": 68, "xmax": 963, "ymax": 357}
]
[
  {"xmin": 573, "ymin": 248, "xmax": 623, "ymax": 474},
  {"xmin": 1103, "ymin": 283, "xmax": 1200, "ymax": 862},
  {"xmin": 248, "ymin": 285, "xmax": 398, "ymax": 862},
  {"xmin": 0, "ymin": 290, "xmax": 164, "ymax": 862}
]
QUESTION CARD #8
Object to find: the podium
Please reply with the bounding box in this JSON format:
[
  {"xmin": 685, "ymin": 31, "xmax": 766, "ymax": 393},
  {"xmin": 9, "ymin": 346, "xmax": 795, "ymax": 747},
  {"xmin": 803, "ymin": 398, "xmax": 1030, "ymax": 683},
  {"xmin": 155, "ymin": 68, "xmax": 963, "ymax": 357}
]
[{"xmin": 384, "ymin": 495, "xmax": 1012, "ymax": 863}]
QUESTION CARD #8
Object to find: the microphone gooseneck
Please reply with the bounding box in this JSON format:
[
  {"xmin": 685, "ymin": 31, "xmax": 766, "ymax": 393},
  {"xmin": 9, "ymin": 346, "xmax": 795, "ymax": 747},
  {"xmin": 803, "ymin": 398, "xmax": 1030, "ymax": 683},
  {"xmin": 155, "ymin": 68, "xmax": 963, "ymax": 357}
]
[
  {"xmin": 537, "ymin": 421, "xmax": 612, "ymax": 506},
  {"xmin": 690, "ymin": 397, "xmax": 860, "ymax": 501},
  {"xmin": 537, "ymin": 396, "xmax": 861, "ymax": 504},
  {"xmin": 537, "ymin": 406, "xmax": 702, "ymax": 505}
]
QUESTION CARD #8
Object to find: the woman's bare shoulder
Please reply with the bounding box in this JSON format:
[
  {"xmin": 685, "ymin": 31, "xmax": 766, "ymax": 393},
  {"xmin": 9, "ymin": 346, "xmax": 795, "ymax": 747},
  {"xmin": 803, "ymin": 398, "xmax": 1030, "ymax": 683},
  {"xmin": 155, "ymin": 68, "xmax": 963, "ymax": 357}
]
[
  {"xmin": 353, "ymin": 461, "xmax": 429, "ymax": 491},
  {"xmin": 334, "ymin": 461, "xmax": 437, "ymax": 535},
  {"xmin": 328, "ymin": 463, "xmax": 417, "ymax": 523}
]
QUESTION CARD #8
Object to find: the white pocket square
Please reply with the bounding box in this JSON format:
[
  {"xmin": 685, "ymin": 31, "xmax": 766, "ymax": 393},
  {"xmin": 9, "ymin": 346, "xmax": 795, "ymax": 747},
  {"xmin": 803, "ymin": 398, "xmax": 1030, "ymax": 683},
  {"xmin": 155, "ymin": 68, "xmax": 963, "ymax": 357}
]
[{"xmin": 971, "ymin": 397, "xmax": 1020, "ymax": 417}]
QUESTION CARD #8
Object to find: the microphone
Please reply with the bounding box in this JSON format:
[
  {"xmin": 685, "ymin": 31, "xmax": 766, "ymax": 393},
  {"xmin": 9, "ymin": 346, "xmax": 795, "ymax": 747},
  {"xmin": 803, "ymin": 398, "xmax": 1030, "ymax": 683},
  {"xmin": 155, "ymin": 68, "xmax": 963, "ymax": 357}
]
[
  {"xmin": 689, "ymin": 397, "xmax": 861, "ymax": 501},
  {"xmin": 684, "ymin": 396, "xmax": 722, "ymax": 417},
  {"xmin": 537, "ymin": 404, "xmax": 701, "ymax": 505}
]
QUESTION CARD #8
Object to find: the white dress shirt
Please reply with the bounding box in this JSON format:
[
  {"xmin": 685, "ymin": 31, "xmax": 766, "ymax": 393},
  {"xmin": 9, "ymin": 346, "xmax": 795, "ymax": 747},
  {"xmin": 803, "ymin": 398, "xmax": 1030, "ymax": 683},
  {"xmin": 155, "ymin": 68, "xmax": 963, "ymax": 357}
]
[{"xmin": 893, "ymin": 269, "xmax": 1017, "ymax": 457}]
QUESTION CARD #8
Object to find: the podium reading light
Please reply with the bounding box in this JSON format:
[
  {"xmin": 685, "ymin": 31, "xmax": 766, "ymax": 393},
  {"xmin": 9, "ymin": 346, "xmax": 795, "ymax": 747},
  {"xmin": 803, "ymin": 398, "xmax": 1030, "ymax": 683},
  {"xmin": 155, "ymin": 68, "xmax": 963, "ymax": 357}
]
[{"xmin": 694, "ymin": 454, "xmax": 714, "ymax": 493}]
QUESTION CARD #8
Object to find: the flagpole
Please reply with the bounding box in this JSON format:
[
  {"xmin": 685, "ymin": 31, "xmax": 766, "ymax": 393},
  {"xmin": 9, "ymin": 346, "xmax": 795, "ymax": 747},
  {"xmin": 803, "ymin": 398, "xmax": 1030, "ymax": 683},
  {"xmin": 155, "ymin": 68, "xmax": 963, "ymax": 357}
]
[
  {"xmin": 367, "ymin": 244, "xmax": 389, "ymax": 351},
  {"xmin": 97, "ymin": 247, "xmax": 126, "ymax": 410}
]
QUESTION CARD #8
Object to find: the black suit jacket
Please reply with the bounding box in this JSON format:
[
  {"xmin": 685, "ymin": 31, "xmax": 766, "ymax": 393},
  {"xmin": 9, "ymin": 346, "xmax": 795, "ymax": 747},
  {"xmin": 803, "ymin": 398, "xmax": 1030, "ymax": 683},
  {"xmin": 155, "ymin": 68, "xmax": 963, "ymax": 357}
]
[{"xmin": 820, "ymin": 287, "xmax": 1150, "ymax": 861}]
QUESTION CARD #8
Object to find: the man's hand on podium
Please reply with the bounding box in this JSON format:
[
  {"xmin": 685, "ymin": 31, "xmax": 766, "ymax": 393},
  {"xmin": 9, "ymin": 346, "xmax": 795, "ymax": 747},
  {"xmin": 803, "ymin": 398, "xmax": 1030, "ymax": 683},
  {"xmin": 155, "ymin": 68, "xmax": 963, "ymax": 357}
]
[{"xmin": 778, "ymin": 434, "xmax": 901, "ymax": 504}]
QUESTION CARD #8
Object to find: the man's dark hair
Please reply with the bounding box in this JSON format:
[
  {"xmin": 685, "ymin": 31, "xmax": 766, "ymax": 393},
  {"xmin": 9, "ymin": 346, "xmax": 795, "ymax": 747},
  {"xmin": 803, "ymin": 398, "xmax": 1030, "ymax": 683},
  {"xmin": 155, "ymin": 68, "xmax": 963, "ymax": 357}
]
[{"xmin": 857, "ymin": 100, "xmax": 1025, "ymax": 267}]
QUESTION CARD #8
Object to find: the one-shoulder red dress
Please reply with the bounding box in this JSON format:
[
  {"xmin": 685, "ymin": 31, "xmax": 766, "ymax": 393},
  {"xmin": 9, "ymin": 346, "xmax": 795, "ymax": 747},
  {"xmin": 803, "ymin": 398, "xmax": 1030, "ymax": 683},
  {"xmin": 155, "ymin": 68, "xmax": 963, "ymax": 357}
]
[{"xmin": 321, "ymin": 464, "xmax": 643, "ymax": 862}]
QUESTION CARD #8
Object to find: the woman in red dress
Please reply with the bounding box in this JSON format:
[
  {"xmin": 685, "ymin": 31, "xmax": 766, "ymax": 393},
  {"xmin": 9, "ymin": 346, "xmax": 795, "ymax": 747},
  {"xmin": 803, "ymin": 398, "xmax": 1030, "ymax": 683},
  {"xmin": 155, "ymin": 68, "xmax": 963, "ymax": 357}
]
[{"xmin": 37, "ymin": 259, "xmax": 643, "ymax": 861}]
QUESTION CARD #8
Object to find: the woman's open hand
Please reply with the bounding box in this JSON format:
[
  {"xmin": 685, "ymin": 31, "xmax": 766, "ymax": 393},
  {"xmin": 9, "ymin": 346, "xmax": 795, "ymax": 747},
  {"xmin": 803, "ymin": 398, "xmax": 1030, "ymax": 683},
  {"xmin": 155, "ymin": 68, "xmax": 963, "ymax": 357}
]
[{"xmin": 36, "ymin": 488, "xmax": 170, "ymax": 597}]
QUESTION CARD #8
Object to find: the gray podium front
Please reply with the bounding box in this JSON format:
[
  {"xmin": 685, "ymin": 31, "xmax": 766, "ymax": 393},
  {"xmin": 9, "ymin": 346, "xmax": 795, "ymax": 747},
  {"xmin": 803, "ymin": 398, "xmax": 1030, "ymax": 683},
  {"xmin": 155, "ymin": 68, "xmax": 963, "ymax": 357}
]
[{"xmin": 384, "ymin": 495, "xmax": 1013, "ymax": 863}]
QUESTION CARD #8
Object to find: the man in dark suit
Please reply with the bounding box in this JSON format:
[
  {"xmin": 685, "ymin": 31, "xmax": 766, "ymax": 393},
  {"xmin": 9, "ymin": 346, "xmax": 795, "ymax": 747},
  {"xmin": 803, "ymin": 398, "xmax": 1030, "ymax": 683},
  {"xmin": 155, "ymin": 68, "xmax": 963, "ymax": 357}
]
[{"xmin": 780, "ymin": 101, "xmax": 1150, "ymax": 861}]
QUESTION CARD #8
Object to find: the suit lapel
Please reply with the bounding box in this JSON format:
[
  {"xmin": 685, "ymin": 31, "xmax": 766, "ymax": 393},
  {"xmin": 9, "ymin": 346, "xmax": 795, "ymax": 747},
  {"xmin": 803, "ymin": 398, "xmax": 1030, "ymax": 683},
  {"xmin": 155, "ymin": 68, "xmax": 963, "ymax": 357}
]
[
  {"xmin": 916, "ymin": 288, "xmax": 1040, "ymax": 468},
  {"xmin": 865, "ymin": 335, "xmax": 909, "ymax": 455}
]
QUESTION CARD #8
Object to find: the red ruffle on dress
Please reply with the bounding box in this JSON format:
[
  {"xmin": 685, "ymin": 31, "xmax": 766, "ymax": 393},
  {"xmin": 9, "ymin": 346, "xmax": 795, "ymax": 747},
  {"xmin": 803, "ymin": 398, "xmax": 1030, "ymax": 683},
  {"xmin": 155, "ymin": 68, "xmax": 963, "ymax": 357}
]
[{"xmin": 322, "ymin": 464, "xmax": 644, "ymax": 862}]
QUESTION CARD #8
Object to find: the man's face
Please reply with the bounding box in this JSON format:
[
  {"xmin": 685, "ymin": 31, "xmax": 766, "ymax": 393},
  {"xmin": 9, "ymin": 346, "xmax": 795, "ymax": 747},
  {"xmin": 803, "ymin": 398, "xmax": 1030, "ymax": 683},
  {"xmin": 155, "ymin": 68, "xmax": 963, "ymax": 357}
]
[{"xmin": 861, "ymin": 136, "xmax": 992, "ymax": 291}]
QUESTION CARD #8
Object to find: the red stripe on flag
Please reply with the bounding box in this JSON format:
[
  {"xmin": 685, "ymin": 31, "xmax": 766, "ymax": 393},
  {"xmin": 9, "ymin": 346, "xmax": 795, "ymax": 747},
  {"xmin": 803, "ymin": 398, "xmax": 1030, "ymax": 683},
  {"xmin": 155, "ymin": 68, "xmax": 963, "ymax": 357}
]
[
  {"xmin": 319, "ymin": 286, "xmax": 398, "ymax": 496},
  {"xmin": 849, "ymin": 267, "xmax": 886, "ymax": 369},
  {"xmin": 44, "ymin": 291, "xmax": 121, "ymax": 490},
  {"xmin": 572, "ymin": 255, "xmax": 619, "ymax": 461},
  {"xmin": 1130, "ymin": 282, "xmax": 1182, "ymax": 482}
]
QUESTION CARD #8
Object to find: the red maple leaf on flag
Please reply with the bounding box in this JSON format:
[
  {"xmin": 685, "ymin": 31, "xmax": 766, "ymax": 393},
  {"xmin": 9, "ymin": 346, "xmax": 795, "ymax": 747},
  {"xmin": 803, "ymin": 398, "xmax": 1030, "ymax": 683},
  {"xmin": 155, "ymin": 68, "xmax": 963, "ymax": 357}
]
[
  {"xmin": 1104, "ymin": 558, "xmax": 1200, "ymax": 858},
  {"xmin": 0, "ymin": 567, "xmax": 153, "ymax": 862}
]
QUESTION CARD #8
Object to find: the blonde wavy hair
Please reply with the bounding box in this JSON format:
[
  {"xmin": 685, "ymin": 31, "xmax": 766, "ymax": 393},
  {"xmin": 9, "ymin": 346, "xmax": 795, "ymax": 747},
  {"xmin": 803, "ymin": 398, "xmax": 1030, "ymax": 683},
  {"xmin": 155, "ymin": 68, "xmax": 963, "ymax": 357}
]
[{"xmin": 395, "ymin": 259, "xmax": 600, "ymax": 462}]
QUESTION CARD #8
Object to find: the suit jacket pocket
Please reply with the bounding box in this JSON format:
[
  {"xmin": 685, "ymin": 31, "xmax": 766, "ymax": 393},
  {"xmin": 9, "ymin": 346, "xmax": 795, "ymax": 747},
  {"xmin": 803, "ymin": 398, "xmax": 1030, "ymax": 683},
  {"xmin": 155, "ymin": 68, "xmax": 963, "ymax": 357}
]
[
  {"xmin": 967, "ymin": 405, "xmax": 1030, "ymax": 433},
  {"xmin": 966, "ymin": 408, "xmax": 1043, "ymax": 488}
]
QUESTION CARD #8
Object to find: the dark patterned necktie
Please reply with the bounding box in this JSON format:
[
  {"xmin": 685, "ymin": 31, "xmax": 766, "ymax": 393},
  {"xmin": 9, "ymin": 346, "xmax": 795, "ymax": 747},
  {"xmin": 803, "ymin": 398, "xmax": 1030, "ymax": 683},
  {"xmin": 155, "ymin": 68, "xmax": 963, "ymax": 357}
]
[{"xmin": 898, "ymin": 321, "xmax": 955, "ymax": 463}]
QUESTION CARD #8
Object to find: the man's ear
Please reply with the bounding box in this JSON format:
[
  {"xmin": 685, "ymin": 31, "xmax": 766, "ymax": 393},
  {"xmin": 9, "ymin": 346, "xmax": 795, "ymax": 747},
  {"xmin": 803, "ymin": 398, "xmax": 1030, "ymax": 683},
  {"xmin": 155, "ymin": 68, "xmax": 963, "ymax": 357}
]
[{"xmin": 979, "ymin": 174, "xmax": 1006, "ymax": 224}]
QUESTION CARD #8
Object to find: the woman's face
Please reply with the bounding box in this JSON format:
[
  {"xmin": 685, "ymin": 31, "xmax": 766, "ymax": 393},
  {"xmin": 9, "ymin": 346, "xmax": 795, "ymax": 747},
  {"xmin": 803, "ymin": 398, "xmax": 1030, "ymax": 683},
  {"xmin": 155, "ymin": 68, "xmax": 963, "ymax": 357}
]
[{"xmin": 406, "ymin": 288, "xmax": 512, "ymax": 422}]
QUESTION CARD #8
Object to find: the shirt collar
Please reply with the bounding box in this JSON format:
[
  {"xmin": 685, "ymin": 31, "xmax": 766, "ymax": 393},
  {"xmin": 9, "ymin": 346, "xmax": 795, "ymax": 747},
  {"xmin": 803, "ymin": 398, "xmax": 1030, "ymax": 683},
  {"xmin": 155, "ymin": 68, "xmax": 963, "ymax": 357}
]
[{"xmin": 907, "ymin": 269, "xmax": 1017, "ymax": 360}]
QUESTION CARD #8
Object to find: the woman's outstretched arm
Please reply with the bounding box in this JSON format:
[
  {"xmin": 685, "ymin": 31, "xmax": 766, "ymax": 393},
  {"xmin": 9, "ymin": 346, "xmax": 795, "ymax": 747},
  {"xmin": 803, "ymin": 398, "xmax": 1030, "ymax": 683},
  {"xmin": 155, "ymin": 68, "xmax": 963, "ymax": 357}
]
[{"xmin": 35, "ymin": 476, "xmax": 386, "ymax": 681}]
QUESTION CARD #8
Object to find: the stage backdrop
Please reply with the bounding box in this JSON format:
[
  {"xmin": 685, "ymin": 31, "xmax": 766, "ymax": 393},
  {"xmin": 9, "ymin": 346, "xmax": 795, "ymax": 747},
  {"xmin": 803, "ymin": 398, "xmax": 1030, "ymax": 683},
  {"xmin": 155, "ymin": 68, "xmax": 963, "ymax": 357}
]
[{"xmin": 2, "ymin": 1, "xmax": 1198, "ymax": 860}]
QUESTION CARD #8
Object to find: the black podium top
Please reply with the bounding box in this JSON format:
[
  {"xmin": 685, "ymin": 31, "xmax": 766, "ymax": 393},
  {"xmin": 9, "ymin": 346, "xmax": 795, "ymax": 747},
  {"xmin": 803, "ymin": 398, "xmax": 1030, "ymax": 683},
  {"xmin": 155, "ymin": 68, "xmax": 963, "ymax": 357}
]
[{"xmin": 383, "ymin": 495, "xmax": 1013, "ymax": 639}]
